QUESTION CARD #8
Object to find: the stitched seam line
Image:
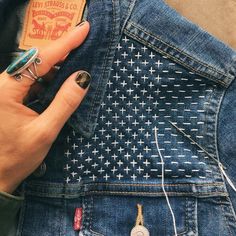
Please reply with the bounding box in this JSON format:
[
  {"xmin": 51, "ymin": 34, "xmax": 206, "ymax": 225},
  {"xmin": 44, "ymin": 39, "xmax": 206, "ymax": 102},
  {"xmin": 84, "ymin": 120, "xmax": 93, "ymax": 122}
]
[
  {"xmin": 84, "ymin": 182, "xmax": 223, "ymax": 187},
  {"xmin": 83, "ymin": 196, "xmax": 89, "ymax": 236},
  {"xmin": 129, "ymin": 21, "xmax": 229, "ymax": 79},
  {"xmin": 83, "ymin": 191, "xmax": 227, "ymax": 196},
  {"xmin": 220, "ymin": 199, "xmax": 233, "ymax": 236},
  {"xmin": 215, "ymin": 88, "xmax": 229, "ymax": 184},
  {"xmin": 175, "ymin": 197, "xmax": 188, "ymax": 236},
  {"xmin": 195, "ymin": 198, "xmax": 199, "ymax": 235},
  {"xmin": 226, "ymin": 196, "xmax": 236, "ymax": 224},
  {"xmin": 24, "ymin": 190, "xmax": 228, "ymax": 199},
  {"xmin": 191, "ymin": 197, "xmax": 197, "ymax": 234},
  {"xmin": 203, "ymin": 85, "xmax": 217, "ymax": 175},
  {"xmin": 201, "ymin": 86, "xmax": 221, "ymax": 174},
  {"xmin": 206, "ymin": 87, "xmax": 222, "ymax": 179},
  {"xmin": 120, "ymin": 0, "xmax": 137, "ymax": 33},
  {"xmin": 124, "ymin": 29, "xmax": 227, "ymax": 88},
  {"xmin": 85, "ymin": 0, "xmax": 118, "ymax": 132},
  {"xmin": 90, "ymin": 196, "xmax": 105, "ymax": 236},
  {"xmin": 27, "ymin": 182, "xmax": 224, "ymax": 187},
  {"xmin": 124, "ymin": 25, "xmax": 228, "ymax": 87}
]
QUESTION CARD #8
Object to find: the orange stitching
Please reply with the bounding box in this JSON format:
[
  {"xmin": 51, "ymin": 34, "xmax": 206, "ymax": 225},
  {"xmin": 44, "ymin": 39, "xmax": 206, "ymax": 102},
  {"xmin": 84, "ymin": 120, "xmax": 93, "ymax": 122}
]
[
  {"xmin": 124, "ymin": 28, "xmax": 228, "ymax": 87},
  {"xmin": 129, "ymin": 21, "xmax": 229, "ymax": 78},
  {"xmin": 84, "ymin": 191, "xmax": 227, "ymax": 196}
]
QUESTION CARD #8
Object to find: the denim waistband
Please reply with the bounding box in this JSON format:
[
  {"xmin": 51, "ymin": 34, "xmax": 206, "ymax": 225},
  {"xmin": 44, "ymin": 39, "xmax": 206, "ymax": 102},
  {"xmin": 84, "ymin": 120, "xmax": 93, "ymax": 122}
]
[{"xmin": 23, "ymin": 181, "xmax": 227, "ymax": 198}]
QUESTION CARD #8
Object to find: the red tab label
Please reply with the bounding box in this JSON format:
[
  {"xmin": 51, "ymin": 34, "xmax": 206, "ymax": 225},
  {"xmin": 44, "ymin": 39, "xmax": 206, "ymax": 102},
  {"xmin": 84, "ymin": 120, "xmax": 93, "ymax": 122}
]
[{"xmin": 74, "ymin": 207, "xmax": 83, "ymax": 231}]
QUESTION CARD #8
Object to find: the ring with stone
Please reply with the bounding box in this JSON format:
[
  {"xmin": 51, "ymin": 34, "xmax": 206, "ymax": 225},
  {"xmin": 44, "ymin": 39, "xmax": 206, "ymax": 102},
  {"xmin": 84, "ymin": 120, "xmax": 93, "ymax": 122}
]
[{"xmin": 6, "ymin": 48, "xmax": 42, "ymax": 82}]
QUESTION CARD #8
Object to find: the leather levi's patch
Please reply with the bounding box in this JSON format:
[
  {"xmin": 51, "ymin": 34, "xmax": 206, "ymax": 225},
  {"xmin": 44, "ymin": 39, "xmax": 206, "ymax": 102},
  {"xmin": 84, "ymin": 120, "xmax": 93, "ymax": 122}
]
[{"xmin": 19, "ymin": 0, "xmax": 86, "ymax": 50}]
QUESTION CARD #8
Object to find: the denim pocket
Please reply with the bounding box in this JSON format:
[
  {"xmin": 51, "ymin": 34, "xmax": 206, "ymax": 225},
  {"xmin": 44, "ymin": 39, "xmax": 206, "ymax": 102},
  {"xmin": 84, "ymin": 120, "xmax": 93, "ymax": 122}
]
[
  {"xmin": 197, "ymin": 197, "xmax": 236, "ymax": 236},
  {"xmin": 16, "ymin": 193, "xmax": 236, "ymax": 235},
  {"xmin": 80, "ymin": 195, "xmax": 197, "ymax": 236},
  {"xmin": 16, "ymin": 195, "xmax": 83, "ymax": 236},
  {"xmin": 78, "ymin": 195, "xmax": 236, "ymax": 236}
]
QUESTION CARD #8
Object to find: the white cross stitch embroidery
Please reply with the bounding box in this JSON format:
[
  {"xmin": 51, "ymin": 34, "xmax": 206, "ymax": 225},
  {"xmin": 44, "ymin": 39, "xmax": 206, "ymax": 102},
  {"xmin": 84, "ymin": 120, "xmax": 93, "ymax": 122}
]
[{"xmin": 64, "ymin": 35, "xmax": 217, "ymax": 183}]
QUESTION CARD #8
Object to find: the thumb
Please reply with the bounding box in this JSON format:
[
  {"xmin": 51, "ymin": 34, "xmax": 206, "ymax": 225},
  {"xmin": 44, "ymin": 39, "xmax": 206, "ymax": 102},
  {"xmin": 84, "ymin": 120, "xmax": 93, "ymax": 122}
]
[{"xmin": 36, "ymin": 70, "xmax": 91, "ymax": 137}]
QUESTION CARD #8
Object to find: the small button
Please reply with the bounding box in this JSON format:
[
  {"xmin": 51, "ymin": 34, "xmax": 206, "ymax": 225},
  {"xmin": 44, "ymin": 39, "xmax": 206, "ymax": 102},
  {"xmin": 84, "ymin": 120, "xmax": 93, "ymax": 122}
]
[
  {"xmin": 130, "ymin": 225, "xmax": 150, "ymax": 236},
  {"xmin": 33, "ymin": 162, "xmax": 46, "ymax": 177}
]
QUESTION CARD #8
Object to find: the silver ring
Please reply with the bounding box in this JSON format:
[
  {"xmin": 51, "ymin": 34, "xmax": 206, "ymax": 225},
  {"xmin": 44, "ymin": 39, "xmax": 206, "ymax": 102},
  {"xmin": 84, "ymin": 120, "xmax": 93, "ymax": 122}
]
[{"xmin": 6, "ymin": 48, "xmax": 42, "ymax": 82}]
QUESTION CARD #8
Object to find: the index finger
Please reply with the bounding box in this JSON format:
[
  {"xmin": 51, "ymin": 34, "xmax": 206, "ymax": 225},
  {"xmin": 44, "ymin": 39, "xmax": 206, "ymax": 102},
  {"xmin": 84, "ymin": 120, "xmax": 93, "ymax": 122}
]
[
  {"xmin": 38, "ymin": 21, "xmax": 90, "ymax": 75},
  {"xmin": 2, "ymin": 21, "xmax": 90, "ymax": 90}
]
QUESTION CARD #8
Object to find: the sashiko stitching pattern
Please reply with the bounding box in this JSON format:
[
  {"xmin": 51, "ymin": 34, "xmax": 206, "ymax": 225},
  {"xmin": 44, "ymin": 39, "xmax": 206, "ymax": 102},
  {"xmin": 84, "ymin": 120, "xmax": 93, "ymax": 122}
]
[{"xmin": 64, "ymin": 35, "xmax": 218, "ymax": 183}]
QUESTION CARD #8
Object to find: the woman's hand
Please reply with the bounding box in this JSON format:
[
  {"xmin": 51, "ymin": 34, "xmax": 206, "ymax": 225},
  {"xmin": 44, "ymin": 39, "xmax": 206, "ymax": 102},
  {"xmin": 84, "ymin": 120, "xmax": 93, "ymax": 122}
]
[{"xmin": 0, "ymin": 21, "xmax": 90, "ymax": 194}]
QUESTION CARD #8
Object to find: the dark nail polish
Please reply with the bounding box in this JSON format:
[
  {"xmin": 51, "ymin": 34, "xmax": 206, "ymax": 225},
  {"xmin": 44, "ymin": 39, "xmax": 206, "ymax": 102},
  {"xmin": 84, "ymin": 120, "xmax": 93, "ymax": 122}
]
[
  {"xmin": 76, "ymin": 20, "xmax": 86, "ymax": 27},
  {"xmin": 75, "ymin": 71, "xmax": 91, "ymax": 89}
]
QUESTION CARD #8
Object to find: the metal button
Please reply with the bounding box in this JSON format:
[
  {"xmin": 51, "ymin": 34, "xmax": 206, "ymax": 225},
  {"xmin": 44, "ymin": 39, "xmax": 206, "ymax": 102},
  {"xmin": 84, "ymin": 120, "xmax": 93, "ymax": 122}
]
[
  {"xmin": 33, "ymin": 162, "xmax": 46, "ymax": 177},
  {"xmin": 130, "ymin": 225, "xmax": 150, "ymax": 236}
]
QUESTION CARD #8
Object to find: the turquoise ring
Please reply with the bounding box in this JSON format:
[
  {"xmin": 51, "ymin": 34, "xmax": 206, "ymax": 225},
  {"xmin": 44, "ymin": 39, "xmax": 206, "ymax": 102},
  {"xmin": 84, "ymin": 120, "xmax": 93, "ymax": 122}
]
[{"xmin": 6, "ymin": 48, "xmax": 42, "ymax": 82}]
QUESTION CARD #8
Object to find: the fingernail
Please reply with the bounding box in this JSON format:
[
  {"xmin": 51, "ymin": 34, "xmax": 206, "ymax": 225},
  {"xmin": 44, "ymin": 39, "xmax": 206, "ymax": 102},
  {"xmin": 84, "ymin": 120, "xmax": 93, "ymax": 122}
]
[
  {"xmin": 76, "ymin": 20, "xmax": 86, "ymax": 27},
  {"xmin": 75, "ymin": 71, "xmax": 91, "ymax": 89}
]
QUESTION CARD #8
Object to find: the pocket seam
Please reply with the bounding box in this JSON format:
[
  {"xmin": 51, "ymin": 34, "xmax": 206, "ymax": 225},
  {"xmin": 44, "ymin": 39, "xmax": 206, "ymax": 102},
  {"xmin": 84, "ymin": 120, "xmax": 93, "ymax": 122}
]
[
  {"xmin": 224, "ymin": 196, "xmax": 236, "ymax": 228},
  {"xmin": 179, "ymin": 197, "xmax": 197, "ymax": 236},
  {"xmin": 90, "ymin": 196, "xmax": 104, "ymax": 236},
  {"xmin": 82, "ymin": 196, "xmax": 104, "ymax": 236},
  {"xmin": 128, "ymin": 21, "xmax": 225, "ymax": 77},
  {"xmin": 124, "ymin": 22, "xmax": 230, "ymax": 88},
  {"xmin": 220, "ymin": 198, "xmax": 235, "ymax": 236}
]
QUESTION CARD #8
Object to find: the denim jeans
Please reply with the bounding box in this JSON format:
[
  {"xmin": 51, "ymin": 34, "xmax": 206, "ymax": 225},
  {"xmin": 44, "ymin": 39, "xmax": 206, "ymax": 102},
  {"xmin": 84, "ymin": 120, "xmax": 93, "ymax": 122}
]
[{"xmin": 1, "ymin": 0, "xmax": 236, "ymax": 235}]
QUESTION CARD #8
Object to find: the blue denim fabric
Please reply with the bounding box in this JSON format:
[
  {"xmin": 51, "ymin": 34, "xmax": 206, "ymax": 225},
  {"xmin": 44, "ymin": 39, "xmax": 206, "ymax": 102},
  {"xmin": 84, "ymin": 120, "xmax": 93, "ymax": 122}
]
[
  {"xmin": 16, "ymin": 194, "xmax": 236, "ymax": 236},
  {"xmin": 218, "ymin": 72, "xmax": 236, "ymax": 223},
  {"xmin": 1, "ymin": 0, "xmax": 236, "ymax": 235}
]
